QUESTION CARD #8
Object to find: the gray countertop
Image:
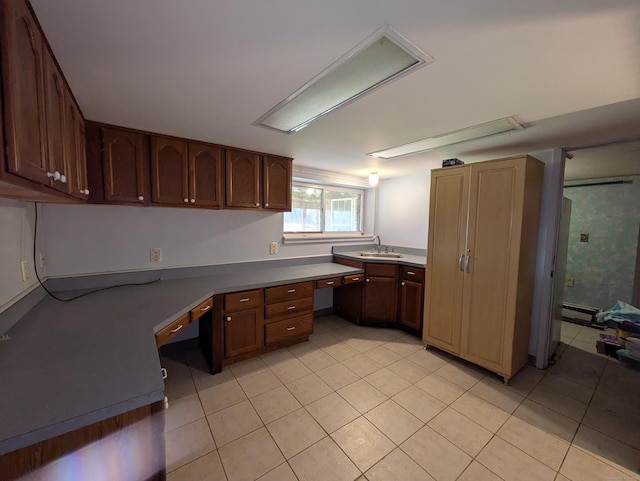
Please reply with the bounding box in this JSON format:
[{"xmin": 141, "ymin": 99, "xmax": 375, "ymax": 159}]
[
  {"xmin": 332, "ymin": 244, "xmax": 427, "ymax": 268},
  {"xmin": 0, "ymin": 261, "xmax": 362, "ymax": 455}
]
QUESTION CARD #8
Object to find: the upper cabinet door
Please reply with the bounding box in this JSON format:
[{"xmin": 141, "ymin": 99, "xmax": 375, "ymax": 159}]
[
  {"xmin": 225, "ymin": 149, "xmax": 260, "ymax": 209},
  {"xmin": 189, "ymin": 142, "xmax": 223, "ymax": 208},
  {"xmin": 101, "ymin": 127, "xmax": 149, "ymax": 204},
  {"xmin": 43, "ymin": 48, "xmax": 69, "ymax": 193},
  {"xmin": 262, "ymin": 156, "xmax": 291, "ymax": 211},
  {"xmin": 64, "ymin": 95, "xmax": 87, "ymax": 198},
  {"xmin": 150, "ymin": 136, "xmax": 189, "ymax": 206},
  {"xmin": 2, "ymin": 0, "xmax": 48, "ymax": 184}
]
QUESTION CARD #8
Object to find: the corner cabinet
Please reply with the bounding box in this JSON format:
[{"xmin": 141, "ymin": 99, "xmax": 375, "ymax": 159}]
[
  {"xmin": 423, "ymin": 155, "xmax": 544, "ymax": 381},
  {"xmin": 225, "ymin": 149, "xmax": 292, "ymax": 211},
  {"xmin": 1, "ymin": 0, "xmax": 88, "ymax": 202}
]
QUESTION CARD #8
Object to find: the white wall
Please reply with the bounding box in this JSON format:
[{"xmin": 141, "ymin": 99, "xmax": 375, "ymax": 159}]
[
  {"xmin": 0, "ymin": 199, "xmax": 45, "ymax": 312},
  {"xmin": 41, "ymin": 187, "xmax": 376, "ymax": 277},
  {"xmin": 375, "ymin": 173, "xmax": 430, "ymax": 249}
]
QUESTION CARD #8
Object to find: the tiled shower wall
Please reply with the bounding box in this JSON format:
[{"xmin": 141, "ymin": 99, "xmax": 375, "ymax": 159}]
[{"xmin": 563, "ymin": 175, "xmax": 640, "ymax": 310}]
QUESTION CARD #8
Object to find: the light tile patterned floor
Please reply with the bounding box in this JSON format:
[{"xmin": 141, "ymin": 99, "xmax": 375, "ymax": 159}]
[{"xmin": 160, "ymin": 317, "xmax": 640, "ymax": 481}]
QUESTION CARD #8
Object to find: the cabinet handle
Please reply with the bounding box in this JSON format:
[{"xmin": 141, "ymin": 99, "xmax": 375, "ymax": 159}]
[
  {"xmin": 465, "ymin": 255, "xmax": 471, "ymax": 274},
  {"xmin": 407, "ymin": 271, "xmax": 415, "ymax": 276},
  {"xmin": 352, "ymin": 277, "xmax": 360, "ymax": 281},
  {"xmin": 287, "ymin": 306, "xmax": 296, "ymax": 310},
  {"xmin": 239, "ymin": 298, "xmax": 250, "ymax": 302},
  {"xmin": 226, "ymin": 316, "xmax": 232, "ymax": 322},
  {"xmin": 170, "ymin": 324, "xmax": 183, "ymax": 333},
  {"xmin": 286, "ymin": 326, "xmax": 296, "ymax": 331},
  {"xmin": 81, "ymin": 189, "xmax": 90, "ymax": 195},
  {"xmin": 47, "ymin": 171, "xmax": 61, "ymax": 181},
  {"xmin": 265, "ymin": 203, "xmax": 269, "ymax": 207},
  {"xmin": 60, "ymin": 174, "xmax": 67, "ymax": 184},
  {"xmin": 138, "ymin": 195, "xmax": 144, "ymax": 201},
  {"xmin": 366, "ymin": 279, "xmax": 370, "ymax": 283},
  {"xmin": 458, "ymin": 254, "xmax": 464, "ymax": 271},
  {"xmin": 184, "ymin": 198, "xmax": 189, "ymax": 203},
  {"xmin": 287, "ymin": 289, "xmax": 296, "ymax": 293},
  {"xmin": 401, "ymin": 281, "xmax": 406, "ymax": 286},
  {"xmin": 190, "ymin": 199, "xmax": 195, "ymax": 204},
  {"xmin": 161, "ymin": 367, "xmax": 168, "ymax": 379},
  {"xmin": 326, "ymin": 281, "xmax": 334, "ymax": 285},
  {"xmin": 255, "ymin": 203, "xmax": 260, "ymax": 207},
  {"xmin": 200, "ymin": 305, "xmax": 211, "ymax": 312}
]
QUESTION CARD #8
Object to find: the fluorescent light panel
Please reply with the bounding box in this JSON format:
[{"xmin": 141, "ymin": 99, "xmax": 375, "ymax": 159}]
[
  {"xmin": 368, "ymin": 117, "xmax": 525, "ymax": 159},
  {"xmin": 255, "ymin": 26, "xmax": 432, "ymax": 133}
]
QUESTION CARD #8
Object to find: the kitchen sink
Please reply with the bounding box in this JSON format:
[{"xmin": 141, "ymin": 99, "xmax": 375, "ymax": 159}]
[{"xmin": 359, "ymin": 252, "xmax": 403, "ymax": 258}]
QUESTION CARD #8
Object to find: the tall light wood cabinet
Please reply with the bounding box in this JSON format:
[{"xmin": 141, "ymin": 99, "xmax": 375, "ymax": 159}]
[{"xmin": 423, "ymin": 155, "xmax": 544, "ymax": 381}]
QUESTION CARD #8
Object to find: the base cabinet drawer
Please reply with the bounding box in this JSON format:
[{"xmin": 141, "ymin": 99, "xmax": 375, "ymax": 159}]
[
  {"xmin": 265, "ymin": 296, "xmax": 313, "ymax": 319},
  {"xmin": 225, "ymin": 289, "xmax": 262, "ymax": 311},
  {"xmin": 155, "ymin": 312, "xmax": 191, "ymax": 347},
  {"xmin": 316, "ymin": 276, "xmax": 343, "ymax": 289},
  {"xmin": 265, "ymin": 281, "xmax": 313, "ymax": 303},
  {"xmin": 265, "ymin": 314, "xmax": 313, "ymax": 345}
]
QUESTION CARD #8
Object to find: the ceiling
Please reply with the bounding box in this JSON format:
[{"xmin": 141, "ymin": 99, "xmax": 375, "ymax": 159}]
[{"xmin": 30, "ymin": 0, "xmax": 640, "ymax": 182}]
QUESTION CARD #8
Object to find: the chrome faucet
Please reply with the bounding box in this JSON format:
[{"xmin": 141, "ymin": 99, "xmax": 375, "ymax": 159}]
[{"xmin": 372, "ymin": 234, "xmax": 381, "ymax": 252}]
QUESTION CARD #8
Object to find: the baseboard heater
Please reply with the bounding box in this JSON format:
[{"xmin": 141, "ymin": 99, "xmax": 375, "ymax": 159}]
[{"xmin": 562, "ymin": 302, "xmax": 602, "ymax": 328}]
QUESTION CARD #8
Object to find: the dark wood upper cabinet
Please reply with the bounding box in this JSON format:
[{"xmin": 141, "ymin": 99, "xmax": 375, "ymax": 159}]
[
  {"xmin": 2, "ymin": 0, "xmax": 48, "ymax": 185},
  {"xmin": 263, "ymin": 156, "xmax": 291, "ymax": 211},
  {"xmin": 43, "ymin": 47, "xmax": 69, "ymax": 193},
  {"xmin": 225, "ymin": 149, "xmax": 261, "ymax": 209},
  {"xmin": 150, "ymin": 136, "xmax": 189, "ymax": 206},
  {"xmin": 190, "ymin": 142, "xmax": 223, "ymax": 208},
  {"xmin": 100, "ymin": 127, "xmax": 149, "ymax": 205}
]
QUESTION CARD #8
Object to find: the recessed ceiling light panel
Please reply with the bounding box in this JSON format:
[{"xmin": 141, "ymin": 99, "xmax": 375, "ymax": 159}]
[
  {"xmin": 254, "ymin": 26, "xmax": 433, "ymax": 133},
  {"xmin": 368, "ymin": 117, "xmax": 525, "ymax": 159}
]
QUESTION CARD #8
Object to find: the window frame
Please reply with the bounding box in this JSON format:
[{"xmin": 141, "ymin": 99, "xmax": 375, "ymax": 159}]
[{"xmin": 283, "ymin": 181, "xmax": 366, "ymax": 243}]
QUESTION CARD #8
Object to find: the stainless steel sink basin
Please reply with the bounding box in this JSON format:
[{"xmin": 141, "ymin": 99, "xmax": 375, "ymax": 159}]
[{"xmin": 359, "ymin": 252, "xmax": 403, "ymax": 258}]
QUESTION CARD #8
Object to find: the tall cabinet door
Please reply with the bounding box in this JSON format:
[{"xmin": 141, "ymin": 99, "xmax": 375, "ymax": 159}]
[
  {"xmin": 263, "ymin": 156, "xmax": 291, "ymax": 211},
  {"xmin": 225, "ymin": 149, "xmax": 261, "ymax": 209},
  {"xmin": 189, "ymin": 142, "xmax": 223, "ymax": 208},
  {"xmin": 460, "ymin": 159, "xmax": 524, "ymax": 372},
  {"xmin": 423, "ymin": 166, "xmax": 470, "ymax": 354},
  {"xmin": 2, "ymin": 0, "xmax": 48, "ymax": 184},
  {"xmin": 151, "ymin": 137, "xmax": 189, "ymax": 206}
]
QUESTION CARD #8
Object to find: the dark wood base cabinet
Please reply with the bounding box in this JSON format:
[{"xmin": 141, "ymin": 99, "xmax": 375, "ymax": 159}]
[
  {"xmin": 333, "ymin": 257, "xmax": 425, "ymax": 336},
  {"xmin": 0, "ymin": 402, "xmax": 166, "ymax": 481}
]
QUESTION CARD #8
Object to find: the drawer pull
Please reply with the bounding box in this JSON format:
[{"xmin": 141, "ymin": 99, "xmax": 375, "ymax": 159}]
[
  {"xmin": 200, "ymin": 305, "xmax": 211, "ymax": 312},
  {"xmin": 287, "ymin": 306, "xmax": 296, "ymax": 310},
  {"xmin": 326, "ymin": 281, "xmax": 334, "ymax": 285},
  {"xmin": 286, "ymin": 326, "xmax": 296, "ymax": 331},
  {"xmin": 352, "ymin": 277, "xmax": 360, "ymax": 281},
  {"xmin": 170, "ymin": 324, "xmax": 183, "ymax": 333},
  {"xmin": 287, "ymin": 288, "xmax": 296, "ymax": 293},
  {"xmin": 407, "ymin": 271, "xmax": 415, "ymax": 275},
  {"xmin": 239, "ymin": 298, "xmax": 250, "ymax": 302}
]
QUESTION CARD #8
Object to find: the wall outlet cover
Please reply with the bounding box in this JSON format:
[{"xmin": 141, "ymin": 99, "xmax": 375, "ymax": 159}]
[
  {"xmin": 270, "ymin": 242, "xmax": 278, "ymax": 255},
  {"xmin": 150, "ymin": 247, "xmax": 162, "ymax": 262},
  {"xmin": 566, "ymin": 278, "xmax": 575, "ymax": 287},
  {"xmin": 21, "ymin": 260, "xmax": 29, "ymax": 282}
]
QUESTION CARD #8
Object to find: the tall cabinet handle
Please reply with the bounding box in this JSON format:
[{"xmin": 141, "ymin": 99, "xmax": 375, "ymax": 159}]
[
  {"xmin": 465, "ymin": 255, "xmax": 471, "ymax": 273},
  {"xmin": 458, "ymin": 254, "xmax": 464, "ymax": 271}
]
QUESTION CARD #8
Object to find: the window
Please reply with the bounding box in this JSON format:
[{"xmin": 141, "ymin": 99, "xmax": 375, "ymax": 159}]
[{"xmin": 284, "ymin": 183, "xmax": 363, "ymax": 234}]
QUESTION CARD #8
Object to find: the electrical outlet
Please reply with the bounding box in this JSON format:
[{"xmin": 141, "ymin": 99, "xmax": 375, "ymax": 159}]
[
  {"xmin": 39, "ymin": 252, "xmax": 45, "ymax": 268},
  {"xmin": 270, "ymin": 242, "xmax": 278, "ymax": 255},
  {"xmin": 566, "ymin": 278, "xmax": 575, "ymax": 287},
  {"xmin": 150, "ymin": 247, "xmax": 162, "ymax": 262},
  {"xmin": 21, "ymin": 260, "xmax": 29, "ymax": 282}
]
